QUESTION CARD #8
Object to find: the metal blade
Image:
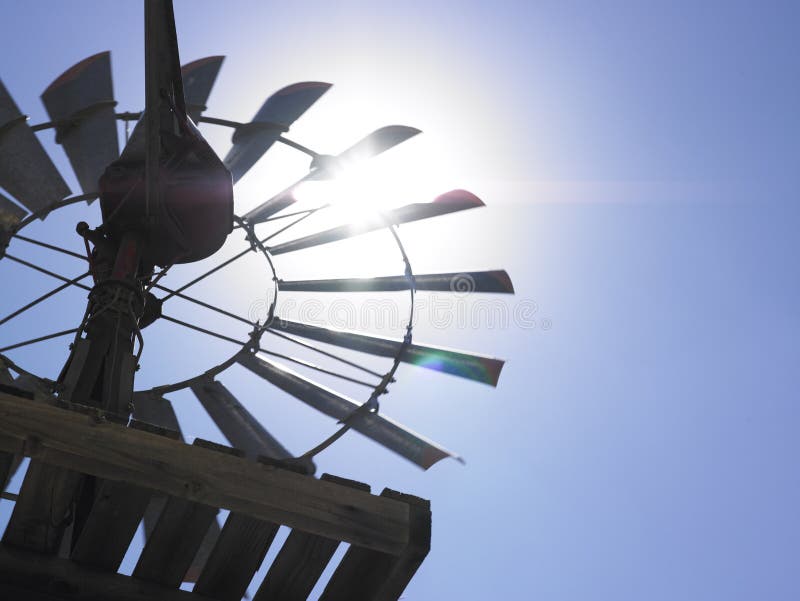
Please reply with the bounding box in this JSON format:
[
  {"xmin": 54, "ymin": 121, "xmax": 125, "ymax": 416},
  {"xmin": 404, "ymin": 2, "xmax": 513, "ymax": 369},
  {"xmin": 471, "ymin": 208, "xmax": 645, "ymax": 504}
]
[
  {"xmin": 0, "ymin": 79, "xmax": 71, "ymax": 213},
  {"xmin": 309, "ymin": 125, "xmax": 421, "ymax": 178},
  {"xmin": 181, "ymin": 56, "xmax": 224, "ymax": 123},
  {"xmin": 190, "ymin": 378, "xmax": 294, "ymax": 460},
  {"xmin": 224, "ymin": 82, "xmax": 331, "ymax": 184},
  {"xmin": 237, "ymin": 351, "xmax": 457, "ymax": 469},
  {"xmin": 243, "ymin": 125, "xmax": 420, "ymax": 224},
  {"xmin": 279, "ymin": 269, "xmax": 515, "ymax": 294},
  {"xmin": 40, "ymin": 51, "xmax": 119, "ymax": 196},
  {"xmin": 0, "ymin": 192, "xmax": 27, "ymax": 230},
  {"xmin": 270, "ymin": 319, "xmax": 504, "ymax": 386},
  {"xmin": 268, "ymin": 189, "xmax": 484, "ymax": 255}
]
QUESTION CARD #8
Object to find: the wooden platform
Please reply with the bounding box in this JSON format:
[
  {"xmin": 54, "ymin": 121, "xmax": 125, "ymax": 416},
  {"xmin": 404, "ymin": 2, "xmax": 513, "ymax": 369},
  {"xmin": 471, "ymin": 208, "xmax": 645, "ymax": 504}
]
[{"xmin": 0, "ymin": 390, "xmax": 430, "ymax": 600}]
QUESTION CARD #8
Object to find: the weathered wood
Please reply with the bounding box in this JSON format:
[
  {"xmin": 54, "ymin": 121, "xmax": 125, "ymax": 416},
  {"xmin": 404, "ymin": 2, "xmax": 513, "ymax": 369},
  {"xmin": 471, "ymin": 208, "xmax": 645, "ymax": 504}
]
[
  {"xmin": 0, "ymin": 451, "xmax": 14, "ymax": 490},
  {"xmin": 193, "ymin": 512, "xmax": 279, "ymax": 601},
  {"xmin": 1, "ymin": 460, "xmax": 83, "ymax": 555},
  {"xmin": 320, "ymin": 489, "xmax": 431, "ymax": 601},
  {"xmin": 133, "ymin": 393, "xmax": 221, "ymax": 584},
  {"xmin": 0, "ymin": 543, "xmax": 219, "ymax": 601},
  {"xmin": 255, "ymin": 475, "xmax": 369, "ymax": 601},
  {"xmin": 133, "ymin": 493, "xmax": 219, "ymax": 587},
  {"xmin": 133, "ymin": 439, "xmax": 224, "ymax": 587},
  {"xmin": 70, "ymin": 478, "xmax": 152, "ymax": 571},
  {"xmin": 0, "ymin": 391, "xmax": 410, "ymax": 555}
]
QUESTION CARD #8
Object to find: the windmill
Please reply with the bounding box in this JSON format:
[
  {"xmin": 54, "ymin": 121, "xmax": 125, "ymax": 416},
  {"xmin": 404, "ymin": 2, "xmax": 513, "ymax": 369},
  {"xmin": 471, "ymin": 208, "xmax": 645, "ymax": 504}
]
[{"xmin": 0, "ymin": 1, "xmax": 513, "ymax": 598}]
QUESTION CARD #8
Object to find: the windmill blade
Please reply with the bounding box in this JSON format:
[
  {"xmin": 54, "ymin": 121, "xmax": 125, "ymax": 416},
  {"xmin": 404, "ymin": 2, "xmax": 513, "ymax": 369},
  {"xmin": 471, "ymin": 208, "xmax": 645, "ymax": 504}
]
[
  {"xmin": 243, "ymin": 125, "xmax": 421, "ymax": 224},
  {"xmin": 181, "ymin": 56, "xmax": 224, "ymax": 123},
  {"xmin": 224, "ymin": 82, "xmax": 332, "ymax": 184},
  {"xmin": 190, "ymin": 378, "xmax": 295, "ymax": 460},
  {"xmin": 0, "ymin": 192, "xmax": 27, "ymax": 230},
  {"xmin": 268, "ymin": 189, "xmax": 484, "ymax": 255},
  {"xmin": 237, "ymin": 352, "xmax": 457, "ymax": 469},
  {"xmin": 0, "ymin": 79, "xmax": 71, "ymax": 213},
  {"xmin": 279, "ymin": 269, "xmax": 515, "ymax": 294},
  {"xmin": 270, "ymin": 318, "xmax": 504, "ymax": 386},
  {"xmin": 309, "ymin": 124, "xmax": 421, "ymax": 177},
  {"xmin": 40, "ymin": 51, "xmax": 119, "ymax": 196}
]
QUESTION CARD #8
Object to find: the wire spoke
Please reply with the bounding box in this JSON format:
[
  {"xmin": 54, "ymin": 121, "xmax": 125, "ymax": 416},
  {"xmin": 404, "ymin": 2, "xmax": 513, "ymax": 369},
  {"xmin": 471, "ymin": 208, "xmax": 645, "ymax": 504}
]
[
  {"xmin": 152, "ymin": 284, "xmax": 255, "ymax": 326},
  {"xmin": 4, "ymin": 254, "xmax": 92, "ymax": 292},
  {"xmin": 259, "ymin": 204, "xmax": 327, "ymax": 245},
  {"xmin": 161, "ymin": 314, "xmax": 246, "ymax": 346},
  {"xmin": 255, "ymin": 347, "xmax": 377, "ymax": 388},
  {"xmin": 12, "ymin": 234, "xmax": 88, "ymax": 261},
  {"xmin": 160, "ymin": 247, "xmax": 253, "ymax": 301},
  {"xmin": 264, "ymin": 328, "xmax": 385, "ymax": 379},
  {"xmin": 0, "ymin": 271, "xmax": 91, "ymax": 327},
  {"xmin": 0, "ymin": 328, "xmax": 79, "ymax": 353}
]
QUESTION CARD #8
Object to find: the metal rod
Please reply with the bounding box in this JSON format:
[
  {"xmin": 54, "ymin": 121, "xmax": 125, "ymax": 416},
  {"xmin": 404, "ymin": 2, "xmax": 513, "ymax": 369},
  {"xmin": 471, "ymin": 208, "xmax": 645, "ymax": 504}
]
[
  {"xmin": 12, "ymin": 234, "xmax": 88, "ymax": 261},
  {"xmin": 161, "ymin": 314, "xmax": 245, "ymax": 346},
  {"xmin": 159, "ymin": 246, "xmax": 253, "ymax": 301},
  {"xmin": 256, "ymin": 348, "xmax": 377, "ymax": 388},
  {"xmin": 0, "ymin": 272, "xmax": 91, "ymax": 327},
  {"xmin": 264, "ymin": 328, "xmax": 385, "ymax": 379},
  {"xmin": 152, "ymin": 284, "xmax": 255, "ymax": 326},
  {"xmin": 4, "ymin": 254, "xmax": 92, "ymax": 292},
  {"xmin": 0, "ymin": 328, "xmax": 79, "ymax": 353}
]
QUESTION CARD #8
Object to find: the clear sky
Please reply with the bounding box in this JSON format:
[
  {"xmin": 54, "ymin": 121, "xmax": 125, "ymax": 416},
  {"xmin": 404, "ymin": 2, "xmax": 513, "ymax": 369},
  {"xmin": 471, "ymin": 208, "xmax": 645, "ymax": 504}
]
[{"xmin": 1, "ymin": 1, "xmax": 799, "ymax": 599}]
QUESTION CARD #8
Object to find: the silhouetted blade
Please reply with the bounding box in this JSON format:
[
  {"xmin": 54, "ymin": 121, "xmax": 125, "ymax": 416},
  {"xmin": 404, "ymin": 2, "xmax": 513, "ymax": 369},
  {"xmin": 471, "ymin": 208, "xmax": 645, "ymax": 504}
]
[
  {"xmin": 237, "ymin": 351, "xmax": 457, "ymax": 469},
  {"xmin": 0, "ymin": 193, "xmax": 26, "ymax": 229},
  {"xmin": 243, "ymin": 125, "xmax": 421, "ymax": 224},
  {"xmin": 310, "ymin": 125, "xmax": 421, "ymax": 178},
  {"xmin": 190, "ymin": 378, "xmax": 294, "ymax": 460},
  {"xmin": 279, "ymin": 269, "xmax": 515, "ymax": 294},
  {"xmin": 181, "ymin": 56, "xmax": 224, "ymax": 123},
  {"xmin": 224, "ymin": 82, "xmax": 332, "ymax": 183},
  {"xmin": 0, "ymin": 79, "xmax": 71, "ymax": 213},
  {"xmin": 268, "ymin": 189, "xmax": 484, "ymax": 255},
  {"xmin": 270, "ymin": 318, "xmax": 504, "ymax": 386},
  {"xmin": 41, "ymin": 51, "xmax": 119, "ymax": 196}
]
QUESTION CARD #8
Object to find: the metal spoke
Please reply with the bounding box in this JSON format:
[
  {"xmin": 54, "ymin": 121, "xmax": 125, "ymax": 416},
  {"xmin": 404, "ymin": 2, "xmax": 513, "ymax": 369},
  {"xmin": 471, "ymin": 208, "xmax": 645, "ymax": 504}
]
[
  {"xmin": 159, "ymin": 247, "xmax": 254, "ymax": 301},
  {"xmin": 264, "ymin": 328, "xmax": 385, "ymax": 379},
  {"xmin": 152, "ymin": 284, "xmax": 255, "ymax": 326},
  {"xmin": 161, "ymin": 314, "xmax": 245, "ymax": 346},
  {"xmin": 0, "ymin": 271, "xmax": 91, "ymax": 327},
  {"xmin": 4, "ymin": 254, "xmax": 92, "ymax": 292},
  {"xmin": 259, "ymin": 204, "xmax": 326, "ymax": 245},
  {"xmin": 12, "ymin": 234, "xmax": 88, "ymax": 261},
  {"xmin": 0, "ymin": 328, "xmax": 79, "ymax": 353},
  {"xmin": 160, "ymin": 316, "xmax": 376, "ymax": 388},
  {"xmin": 256, "ymin": 347, "xmax": 377, "ymax": 388}
]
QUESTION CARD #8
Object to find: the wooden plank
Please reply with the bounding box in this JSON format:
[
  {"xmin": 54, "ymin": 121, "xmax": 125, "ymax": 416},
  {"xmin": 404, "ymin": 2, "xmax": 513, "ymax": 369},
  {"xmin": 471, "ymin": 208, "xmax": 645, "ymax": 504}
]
[
  {"xmin": 254, "ymin": 475, "xmax": 369, "ymax": 601},
  {"xmin": 193, "ymin": 512, "xmax": 279, "ymax": 601},
  {"xmin": 319, "ymin": 489, "xmax": 431, "ymax": 601},
  {"xmin": 69, "ymin": 478, "xmax": 152, "ymax": 571},
  {"xmin": 0, "ymin": 391, "xmax": 409, "ymax": 555},
  {"xmin": 132, "ymin": 392, "xmax": 221, "ymax": 584},
  {"xmin": 1, "ymin": 460, "xmax": 83, "ymax": 554},
  {"xmin": 132, "ymin": 440, "xmax": 227, "ymax": 587},
  {"xmin": 132, "ymin": 493, "xmax": 219, "ymax": 587},
  {"xmin": 0, "ymin": 542, "xmax": 219, "ymax": 601}
]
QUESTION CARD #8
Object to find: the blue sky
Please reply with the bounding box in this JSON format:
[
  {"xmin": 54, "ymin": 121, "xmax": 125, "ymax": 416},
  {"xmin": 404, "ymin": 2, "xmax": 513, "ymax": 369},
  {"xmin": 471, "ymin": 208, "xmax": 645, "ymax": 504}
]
[{"xmin": 1, "ymin": 1, "xmax": 799, "ymax": 599}]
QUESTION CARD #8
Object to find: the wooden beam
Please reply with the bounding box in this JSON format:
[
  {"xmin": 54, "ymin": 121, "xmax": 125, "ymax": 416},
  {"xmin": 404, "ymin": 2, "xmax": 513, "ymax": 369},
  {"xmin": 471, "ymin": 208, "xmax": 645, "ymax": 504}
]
[
  {"xmin": 319, "ymin": 489, "xmax": 431, "ymax": 601},
  {"xmin": 254, "ymin": 475, "xmax": 369, "ymax": 601},
  {"xmin": 0, "ymin": 391, "xmax": 409, "ymax": 555},
  {"xmin": 0, "ymin": 543, "xmax": 218, "ymax": 601}
]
